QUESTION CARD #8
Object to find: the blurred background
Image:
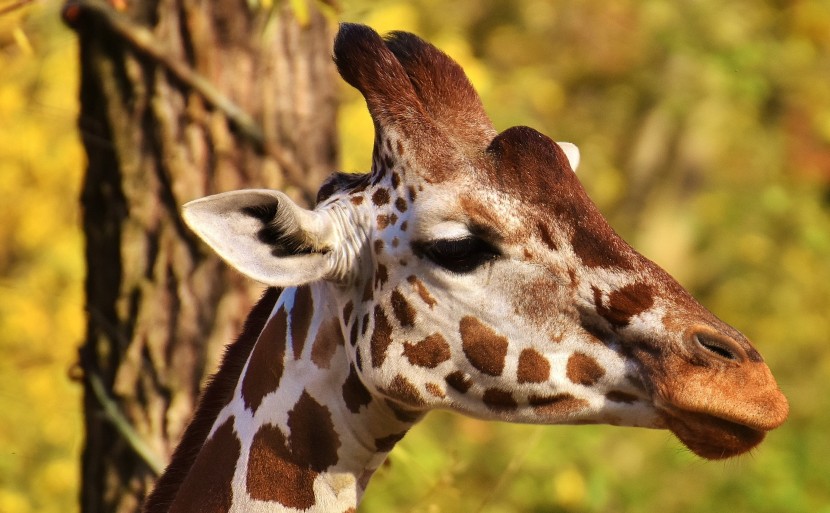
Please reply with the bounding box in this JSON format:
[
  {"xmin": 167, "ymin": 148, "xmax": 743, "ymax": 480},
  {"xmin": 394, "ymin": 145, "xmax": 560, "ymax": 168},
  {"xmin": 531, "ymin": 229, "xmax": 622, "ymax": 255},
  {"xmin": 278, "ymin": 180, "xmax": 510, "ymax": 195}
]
[{"xmin": 1, "ymin": 0, "xmax": 828, "ymax": 512}]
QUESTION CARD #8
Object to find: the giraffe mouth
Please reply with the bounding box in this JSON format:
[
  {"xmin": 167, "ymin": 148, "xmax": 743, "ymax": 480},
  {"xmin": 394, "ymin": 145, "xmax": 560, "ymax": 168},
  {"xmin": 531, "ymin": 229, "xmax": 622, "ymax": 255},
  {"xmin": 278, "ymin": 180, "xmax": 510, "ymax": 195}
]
[
  {"xmin": 629, "ymin": 338, "xmax": 788, "ymax": 460},
  {"xmin": 658, "ymin": 406, "xmax": 768, "ymax": 460}
]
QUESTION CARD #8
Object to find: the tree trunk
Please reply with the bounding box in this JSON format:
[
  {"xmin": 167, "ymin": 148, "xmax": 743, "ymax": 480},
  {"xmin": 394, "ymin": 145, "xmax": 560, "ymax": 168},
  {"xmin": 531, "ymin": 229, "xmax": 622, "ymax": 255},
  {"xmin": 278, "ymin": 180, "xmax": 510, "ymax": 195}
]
[{"xmin": 66, "ymin": 1, "xmax": 337, "ymax": 511}]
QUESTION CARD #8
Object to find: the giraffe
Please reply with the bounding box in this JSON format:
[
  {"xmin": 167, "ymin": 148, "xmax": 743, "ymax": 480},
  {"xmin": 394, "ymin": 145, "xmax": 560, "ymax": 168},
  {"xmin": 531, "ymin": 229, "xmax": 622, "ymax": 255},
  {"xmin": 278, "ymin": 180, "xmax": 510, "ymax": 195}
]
[{"xmin": 143, "ymin": 23, "xmax": 789, "ymax": 513}]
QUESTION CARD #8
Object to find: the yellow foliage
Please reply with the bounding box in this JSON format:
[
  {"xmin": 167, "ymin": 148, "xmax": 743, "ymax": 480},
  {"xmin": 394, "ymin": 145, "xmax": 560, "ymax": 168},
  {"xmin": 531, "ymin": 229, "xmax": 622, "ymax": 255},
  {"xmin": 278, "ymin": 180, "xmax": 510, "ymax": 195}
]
[
  {"xmin": 0, "ymin": 3, "xmax": 83, "ymax": 513},
  {"xmin": 553, "ymin": 467, "xmax": 587, "ymax": 509},
  {"xmin": 2, "ymin": 1, "xmax": 829, "ymax": 512},
  {"xmin": 0, "ymin": 489, "xmax": 32, "ymax": 513}
]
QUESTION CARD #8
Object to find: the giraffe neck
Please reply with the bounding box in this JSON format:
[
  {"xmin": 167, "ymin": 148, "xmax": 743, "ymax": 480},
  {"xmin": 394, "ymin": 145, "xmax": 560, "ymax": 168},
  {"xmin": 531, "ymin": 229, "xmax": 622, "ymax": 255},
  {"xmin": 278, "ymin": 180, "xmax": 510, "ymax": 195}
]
[{"xmin": 167, "ymin": 284, "xmax": 416, "ymax": 513}]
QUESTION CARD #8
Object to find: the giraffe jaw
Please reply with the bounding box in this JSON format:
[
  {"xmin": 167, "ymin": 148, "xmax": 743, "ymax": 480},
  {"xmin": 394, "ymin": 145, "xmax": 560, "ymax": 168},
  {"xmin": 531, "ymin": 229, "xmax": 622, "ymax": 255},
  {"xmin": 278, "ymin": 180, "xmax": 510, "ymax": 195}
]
[{"xmin": 658, "ymin": 406, "xmax": 768, "ymax": 459}]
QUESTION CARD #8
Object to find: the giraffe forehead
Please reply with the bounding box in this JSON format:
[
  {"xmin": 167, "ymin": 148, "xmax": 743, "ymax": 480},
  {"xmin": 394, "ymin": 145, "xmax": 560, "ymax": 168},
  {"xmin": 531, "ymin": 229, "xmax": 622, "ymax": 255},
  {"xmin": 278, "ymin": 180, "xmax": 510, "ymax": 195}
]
[
  {"xmin": 396, "ymin": 182, "xmax": 526, "ymax": 243},
  {"xmin": 458, "ymin": 191, "xmax": 526, "ymax": 239}
]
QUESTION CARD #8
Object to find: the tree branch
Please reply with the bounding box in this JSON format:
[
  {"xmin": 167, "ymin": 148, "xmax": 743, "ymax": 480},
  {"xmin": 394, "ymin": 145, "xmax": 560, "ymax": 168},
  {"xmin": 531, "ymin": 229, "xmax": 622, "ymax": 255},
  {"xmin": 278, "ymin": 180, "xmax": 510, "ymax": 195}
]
[
  {"xmin": 87, "ymin": 369, "xmax": 166, "ymax": 476},
  {"xmin": 85, "ymin": 307, "xmax": 166, "ymax": 476}
]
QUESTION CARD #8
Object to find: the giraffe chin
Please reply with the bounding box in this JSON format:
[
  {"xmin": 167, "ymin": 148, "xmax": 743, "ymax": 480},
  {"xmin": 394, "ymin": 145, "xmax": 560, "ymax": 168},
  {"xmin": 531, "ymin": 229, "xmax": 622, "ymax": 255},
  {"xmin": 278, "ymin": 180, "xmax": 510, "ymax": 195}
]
[{"xmin": 660, "ymin": 409, "xmax": 767, "ymax": 460}]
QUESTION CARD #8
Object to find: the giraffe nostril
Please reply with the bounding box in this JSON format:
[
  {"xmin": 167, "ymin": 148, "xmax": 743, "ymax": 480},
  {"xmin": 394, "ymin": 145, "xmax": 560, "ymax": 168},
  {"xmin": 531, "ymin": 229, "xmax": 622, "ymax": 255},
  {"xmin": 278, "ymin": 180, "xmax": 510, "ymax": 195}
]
[{"xmin": 694, "ymin": 332, "xmax": 743, "ymax": 363}]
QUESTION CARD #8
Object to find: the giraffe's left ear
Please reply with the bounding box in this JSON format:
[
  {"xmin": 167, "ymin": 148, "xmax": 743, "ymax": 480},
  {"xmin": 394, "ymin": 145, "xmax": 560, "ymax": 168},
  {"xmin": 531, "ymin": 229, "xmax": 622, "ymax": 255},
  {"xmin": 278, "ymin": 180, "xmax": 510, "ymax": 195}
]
[
  {"xmin": 557, "ymin": 142, "xmax": 580, "ymax": 172},
  {"xmin": 182, "ymin": 190, "xmax": 340, "ymax": 287}
]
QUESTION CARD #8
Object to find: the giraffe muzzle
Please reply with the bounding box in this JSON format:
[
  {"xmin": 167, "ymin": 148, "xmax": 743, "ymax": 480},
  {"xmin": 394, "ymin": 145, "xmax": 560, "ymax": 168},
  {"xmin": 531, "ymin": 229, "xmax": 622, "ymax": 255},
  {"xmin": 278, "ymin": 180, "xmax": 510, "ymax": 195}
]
[{"xmin": 634, "ymin": 327, "xmax": 789, "ymax": 459}]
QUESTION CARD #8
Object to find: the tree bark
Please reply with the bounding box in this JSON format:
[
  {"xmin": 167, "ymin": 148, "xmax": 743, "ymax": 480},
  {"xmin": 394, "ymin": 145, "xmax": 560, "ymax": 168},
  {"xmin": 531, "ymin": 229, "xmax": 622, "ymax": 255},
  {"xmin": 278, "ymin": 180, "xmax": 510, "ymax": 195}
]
[{"xmin": 67, "ymin": 1, "xmax": 337, "ymax": 511}]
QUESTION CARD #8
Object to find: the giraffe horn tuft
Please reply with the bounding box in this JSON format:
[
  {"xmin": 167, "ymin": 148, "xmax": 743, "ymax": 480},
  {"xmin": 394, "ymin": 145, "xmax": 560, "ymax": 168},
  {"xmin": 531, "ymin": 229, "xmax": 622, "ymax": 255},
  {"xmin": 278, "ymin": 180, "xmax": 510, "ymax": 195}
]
[
  {"xmin": 384, "ymin": 30, "xmax": 497, "ymax": 153},
  {"xmin": 333, "ymin": 23, "xmax": 425, "ymax": 131}
]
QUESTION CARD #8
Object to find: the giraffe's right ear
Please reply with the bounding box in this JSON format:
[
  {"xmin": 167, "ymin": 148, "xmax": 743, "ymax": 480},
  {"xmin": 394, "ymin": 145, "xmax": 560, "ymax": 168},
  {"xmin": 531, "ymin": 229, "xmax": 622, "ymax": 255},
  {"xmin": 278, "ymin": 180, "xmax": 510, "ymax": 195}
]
[{"xmin": 182, "ymin": 190, "xmax": 339, "ymax": 287}]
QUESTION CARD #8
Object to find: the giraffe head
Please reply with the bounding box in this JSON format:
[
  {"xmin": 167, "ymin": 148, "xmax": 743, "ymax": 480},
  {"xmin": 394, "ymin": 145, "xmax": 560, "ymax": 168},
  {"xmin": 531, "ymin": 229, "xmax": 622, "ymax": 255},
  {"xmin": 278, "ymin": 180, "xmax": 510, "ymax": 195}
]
[{"xmin": 183, "ymin": 24, "xmax": 787, "ymax": 460}]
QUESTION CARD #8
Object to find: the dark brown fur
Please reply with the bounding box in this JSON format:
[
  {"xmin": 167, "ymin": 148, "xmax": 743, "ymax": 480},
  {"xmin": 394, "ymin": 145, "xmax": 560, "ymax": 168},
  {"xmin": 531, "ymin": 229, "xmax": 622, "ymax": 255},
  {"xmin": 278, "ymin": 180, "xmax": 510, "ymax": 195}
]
[
  {"xmin": 247, "ymin": 423, "xmax": 317, "ymax": 508},
  {"xmin": 459, "ymin": 316, "xmax": 509, "ymax": 377},
  {"xmin": 168, "ymin": 418, "xmax": 239, "ymax": 513},
  {"xmin": 143, "ymin": 287, "xmax": 280, "ymax": 513}
]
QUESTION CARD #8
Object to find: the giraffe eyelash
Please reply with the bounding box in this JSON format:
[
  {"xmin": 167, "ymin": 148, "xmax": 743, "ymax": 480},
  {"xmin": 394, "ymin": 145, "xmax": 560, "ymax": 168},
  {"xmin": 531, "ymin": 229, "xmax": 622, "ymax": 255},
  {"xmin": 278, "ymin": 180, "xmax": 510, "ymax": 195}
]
[{"xmin": 413, "ymin": 236, "xmax": 501, "ymax": 274}]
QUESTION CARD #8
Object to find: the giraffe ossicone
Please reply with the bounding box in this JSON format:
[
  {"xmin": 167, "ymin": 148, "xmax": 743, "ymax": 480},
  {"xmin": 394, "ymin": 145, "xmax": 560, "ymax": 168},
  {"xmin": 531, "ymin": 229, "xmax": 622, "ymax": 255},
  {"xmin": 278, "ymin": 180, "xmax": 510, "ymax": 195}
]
[{"xmin": 145, "ymin": 23, "xmax": 788, "ymax": 513}]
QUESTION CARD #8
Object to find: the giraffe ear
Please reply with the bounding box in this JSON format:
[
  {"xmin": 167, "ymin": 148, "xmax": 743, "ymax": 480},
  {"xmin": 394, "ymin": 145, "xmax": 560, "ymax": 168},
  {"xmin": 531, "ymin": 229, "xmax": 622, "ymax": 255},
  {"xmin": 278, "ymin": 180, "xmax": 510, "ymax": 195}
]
[
  {"xmin": 182, "ymin": 190, "xmax": 338, "ymax": 287},
  {"xmin": 557, "ymin": 142, "xmax": 580, "ymax": 172}
]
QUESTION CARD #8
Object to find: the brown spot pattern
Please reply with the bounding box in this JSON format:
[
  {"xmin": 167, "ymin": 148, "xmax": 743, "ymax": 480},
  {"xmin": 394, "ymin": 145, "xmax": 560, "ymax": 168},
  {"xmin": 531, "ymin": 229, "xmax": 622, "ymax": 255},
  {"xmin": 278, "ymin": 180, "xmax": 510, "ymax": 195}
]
[
  {"xmin": 445, "ymin": 371, "xmax": 472, "ymax": 393},
  {"xmin": 528, "ymin": 393, "xmax": 589, "ymax": 416},
  {"xmin": 349, "ymin": 320, "xmax": 359, "ymax": 347},
  {"xmin": 395, "ymin": 197, "xmax": 408, "ymax": 212},
  {"xmin": 372, "ymin": 188, "xmax": 390, "ymax": 206},
  {"xmin": 391, "ymin": 288, "xmax": 416, "ymax": 327},
  {"xmin": 566, "ymin": 352, "xmax": 605, "ymax": 386},
  {"xmin": 483, "ymin": 388, "xmax": 518, "ymax": 411},
  {"xmin": 342, "ymin": 300, "xmax": 354, "ymax": 323},
  {"xmin": 403, "ymin": 333, "xmax": 451, "ymax": 368},
  {"xmin": 595, "ymin": 283, "xmax": 655, "ymax": 327},
  {"xmin": 460, "ymin": 316, "xmax": 509, "ymax": 376},
  {"xmin": 426, "ymin": 382, "xmax": 446, "ymax": 398},
  {"xmin": 377, "ymin": 214, "xmax": 390, "ymax": 229},
  {"xmin": 350, "ymin": 195, "xmax": 364, "ymax": 206},
  {"xmin": 290, "ymin": 286, "xmax": 314, "ymax": 359},
  {"xmin": 391, "ymin": 172, "xmax": 401, "ymax": 189},
  {"xmin": 169, "ymin": 418, "xmax": 238, "ymax": 513},
  {"xmin": 407, "ymin": 275, "xmax": 436, "ymax": 307},
  {"xmin": 370, "ymin": 305, "xmax": 393, "ymax": 367},
  {"xmin": 342, "ymin": 365, "xmax": 373, "ymax": 413},
  {"xmin": 241, "ymin": 307, "xmax": 287, "ymax": 413},
  {"xmin": 288, "ymin": 391, "xmax": 341, "ymax": 472},
  {"xmin": 247, "ymin": 423, "xmax": 316, "ymax": 508},
  {"xmin": 375, "ymin": 430, "xmax": 408, "ymax": 452},
  {"xmin": 311, "ymin": 318, "xmax": 344, "ymax": 369},
  {"xmin": 374, "ymin": 239, "xmax": 384, "ymax": 254},
  {"xmin": 361, "ymin": 312, "xmax": 370, "ymax": 335},
  {"xmin": 375, "ymin": 264, "xmax": 389, "ymax": 288},
  {"xmin": 386, "ymin": 375, "xmax": 424, "ymax": 407},
  {"xmin": 517, "ymin": 348, "xmax": 551, "ymax": 383},
  {"xmin": 362, "ymin": 279, "xmax": 373, "ymax": 302}
]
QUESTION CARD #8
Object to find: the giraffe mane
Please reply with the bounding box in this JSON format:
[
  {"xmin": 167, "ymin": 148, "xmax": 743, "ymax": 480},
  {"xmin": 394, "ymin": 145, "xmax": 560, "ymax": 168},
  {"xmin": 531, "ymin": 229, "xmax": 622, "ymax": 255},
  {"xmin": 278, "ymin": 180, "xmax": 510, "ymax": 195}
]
[{"xmin": 143, "ymin": 288, "xmax": 281, "ymax": 513}]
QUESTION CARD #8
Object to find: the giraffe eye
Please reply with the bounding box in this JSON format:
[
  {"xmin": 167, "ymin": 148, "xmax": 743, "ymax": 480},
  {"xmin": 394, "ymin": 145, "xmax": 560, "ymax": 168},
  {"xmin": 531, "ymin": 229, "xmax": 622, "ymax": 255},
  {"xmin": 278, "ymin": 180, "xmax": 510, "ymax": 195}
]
[{"xmin": 416, "ymin": 236, "xmax": 500, "ymax": 274}]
